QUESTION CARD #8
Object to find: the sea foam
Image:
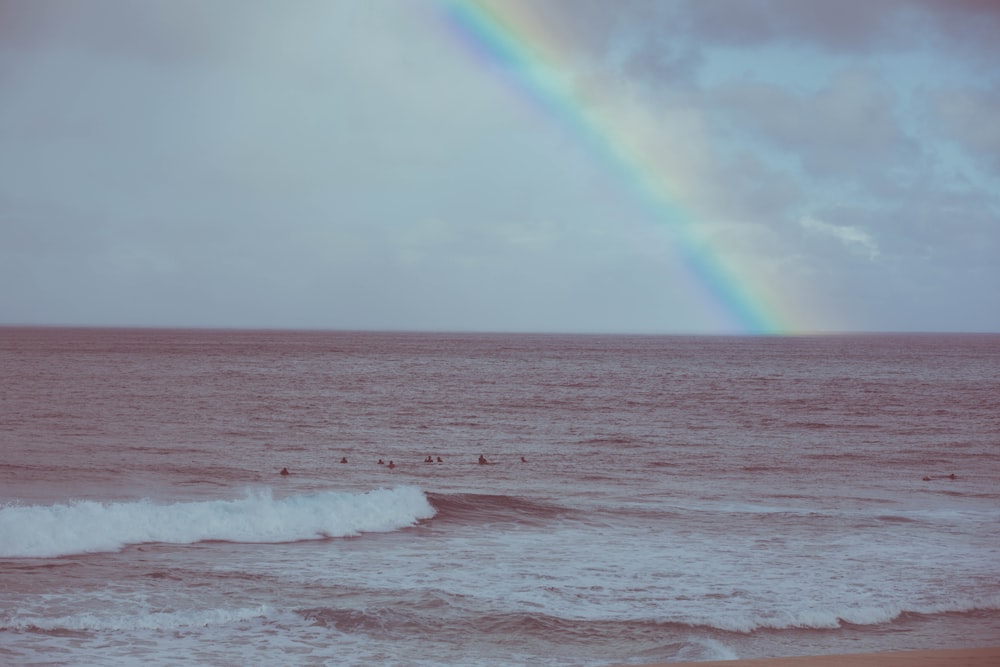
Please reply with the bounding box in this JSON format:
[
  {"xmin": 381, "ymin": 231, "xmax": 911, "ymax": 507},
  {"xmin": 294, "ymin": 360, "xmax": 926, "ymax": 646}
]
[
  {"xmin": 0, "ymin": 486, "xmax": 435, "ymax": 558},
  {"xmin": 679, "ymin": 594, "xmax": 1000, "ymax": 634},
  {"xmin": 4, "ymin": 604, "xmax": 277, "ymax": 632}
]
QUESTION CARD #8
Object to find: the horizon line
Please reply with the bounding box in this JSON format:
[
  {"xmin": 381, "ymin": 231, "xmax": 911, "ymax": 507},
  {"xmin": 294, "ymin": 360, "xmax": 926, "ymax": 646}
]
[{"xmin": 1, "ymin": 323, "xmax": 997, "ymax": 337}]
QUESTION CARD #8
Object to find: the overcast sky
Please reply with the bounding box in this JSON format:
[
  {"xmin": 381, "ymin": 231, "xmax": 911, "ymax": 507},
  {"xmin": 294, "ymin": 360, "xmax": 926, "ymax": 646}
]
[{"xmin": 1, "ymin": 0, "xmax": 997, "ymax": 334}]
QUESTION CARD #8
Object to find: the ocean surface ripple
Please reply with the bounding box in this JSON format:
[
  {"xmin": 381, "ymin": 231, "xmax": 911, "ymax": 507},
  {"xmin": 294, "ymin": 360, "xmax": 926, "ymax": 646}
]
[{"xmin": 2, "ymin": 329, "xmax": 998, "ymax": 666}]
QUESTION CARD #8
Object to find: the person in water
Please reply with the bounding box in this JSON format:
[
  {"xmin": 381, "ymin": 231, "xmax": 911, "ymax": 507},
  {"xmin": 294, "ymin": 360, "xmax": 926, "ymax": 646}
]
[
  {"xmin": 378, "ymin": 459, "xmax": 385, "ymax": 465},
  {"xmin": 436, "ymin": 456, "xmax": 443, "ymax": 463},
  {"xmin": 478, "ymin": 455, "xmax": 488, "ymax": 465},
  {"xmin": 280, "ymin": 467, "xmax": 289, "ymax": 476},
  {"xmin": 341, "ymin": 457, "xmax": 348, "ymax": 464},
  {"xmin": 388, "ymin": 460, "xmax": 395, "ymax": 469}
]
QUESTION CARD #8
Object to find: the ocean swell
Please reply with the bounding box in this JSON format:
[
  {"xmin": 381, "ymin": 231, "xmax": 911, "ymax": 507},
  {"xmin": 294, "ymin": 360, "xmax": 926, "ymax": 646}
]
[
  {"xmin": 0, "ymin": 486, "xmax": 435, "ymax": 558},
  {"xmin": 425, "ymin": 492, "xmax": 573, "ymax": 525}
]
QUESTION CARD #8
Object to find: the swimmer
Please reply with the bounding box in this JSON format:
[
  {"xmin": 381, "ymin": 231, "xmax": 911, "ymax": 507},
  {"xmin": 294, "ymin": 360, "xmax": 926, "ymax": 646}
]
[
  {"xmin": 388, "ymin": 460, "xmax": 396, "ymax": 469},
  {"xmin": 436, "ymin": 456, "xmax": 443, "ymax": 463},
  {"xmin": 341, "ymin": 457, "xmax": 348, "ymax": 464},
  {"xmin": 280, "ymin": 467, "xmax": 289, "ymax": 476},
  {"xmin": 521, "ymin": 456, "xmax": 527, "ymax": 463},
  {"xmin": 478, "ymin": 455, "xmax": 488, "ymax": 465},
  {"xmin": 378, "ymin": 459, "xmax": 385, "ymax": 465}
]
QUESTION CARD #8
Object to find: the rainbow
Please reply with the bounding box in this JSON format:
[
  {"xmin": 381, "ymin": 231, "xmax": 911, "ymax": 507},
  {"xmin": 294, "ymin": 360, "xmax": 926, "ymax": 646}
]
[{"xmin": 436, "ymin": 0, "xmax": 810, "ymax": 334}]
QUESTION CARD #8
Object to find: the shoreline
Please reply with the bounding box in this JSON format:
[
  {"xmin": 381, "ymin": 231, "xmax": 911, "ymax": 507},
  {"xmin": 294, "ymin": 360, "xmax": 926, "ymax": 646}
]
[{"xmin": 612, "ymin": 646, "xmax": 1000, "ymax": 667}]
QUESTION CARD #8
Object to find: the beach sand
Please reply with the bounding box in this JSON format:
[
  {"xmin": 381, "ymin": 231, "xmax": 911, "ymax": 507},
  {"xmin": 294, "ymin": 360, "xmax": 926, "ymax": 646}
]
[{"xmin": 613, "ymin": 646, "xmax": 1000, "ymax": 667}]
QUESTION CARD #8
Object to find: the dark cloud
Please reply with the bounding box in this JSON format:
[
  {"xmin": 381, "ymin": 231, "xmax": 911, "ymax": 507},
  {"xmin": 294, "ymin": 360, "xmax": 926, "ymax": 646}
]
[
  {"xmin": 680, "ymin": 0, "xmax": 903, "ymax": 51},
  {"xmin": 711, "ymin": 68, "xmax": 920, "ymax": 181},
  {"xmin": 0, "ymin": 0, "xmax": 233, "ymax": 64},
  {"xmin": 534, "ymin": 0, "xmax": 1000, "ymax": 80},
  {"xmin": 931, "ymin": 84, "xmax": 1000, "ymax": 174},
  {"xmin": 917, "ymin": 0, "xmax": 1000, "ymax": 63},
  {"xmin": 1, "ymin": 0, "xmax": 996, "ymax": 333},
  {"xmin": 678, "ymin": 0, "xmax": 1000, "ymax": 57}
]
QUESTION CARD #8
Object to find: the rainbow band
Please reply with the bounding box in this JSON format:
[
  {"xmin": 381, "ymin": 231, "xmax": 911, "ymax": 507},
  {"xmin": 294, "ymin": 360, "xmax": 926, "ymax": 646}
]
[{"xmin": 438, "ymin": 0, "xmax": 792, "ymax": 334}]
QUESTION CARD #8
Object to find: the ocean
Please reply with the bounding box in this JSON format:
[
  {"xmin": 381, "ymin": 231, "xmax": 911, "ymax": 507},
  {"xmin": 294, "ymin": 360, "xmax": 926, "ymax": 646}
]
[{"xmin": 1, "ymin": 328, "xmax": 998, "ymax": 666}]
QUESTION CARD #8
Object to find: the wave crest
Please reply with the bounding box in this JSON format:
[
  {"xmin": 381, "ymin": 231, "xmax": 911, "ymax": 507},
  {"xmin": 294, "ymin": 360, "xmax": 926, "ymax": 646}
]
[
  {"xmin": 426, "ymin": 492, "xmax": 572, "ymax": 525},
  {"xmin": 4, "ymin": 605, "xmax": 275, "ymax": 633},
  {"xmin": 0, "ymin": 486, "xmax": 435, "ymax": 558}
]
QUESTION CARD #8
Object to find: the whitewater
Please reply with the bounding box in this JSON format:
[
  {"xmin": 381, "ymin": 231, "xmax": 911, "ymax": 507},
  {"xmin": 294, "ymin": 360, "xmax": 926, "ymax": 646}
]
[
  {"xmin": 1, "ymin": 328, "xmax": 998, "ymax": 666},
  {"xmin": 0, "ymin": 486, "xmax": 436, "ymax": 558}
]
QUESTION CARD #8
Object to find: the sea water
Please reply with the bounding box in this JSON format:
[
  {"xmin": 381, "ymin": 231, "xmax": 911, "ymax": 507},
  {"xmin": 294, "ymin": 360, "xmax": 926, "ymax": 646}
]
[{"xmin": 1, "ymin": 328, "xmax": 998, "ymax": 666}]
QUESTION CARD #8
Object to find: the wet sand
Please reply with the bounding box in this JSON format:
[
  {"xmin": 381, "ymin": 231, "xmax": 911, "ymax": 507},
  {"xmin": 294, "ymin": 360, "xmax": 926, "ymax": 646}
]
[{"xmin": 613, "ymin": 646, "xmax": 1000, "ymax": 667}]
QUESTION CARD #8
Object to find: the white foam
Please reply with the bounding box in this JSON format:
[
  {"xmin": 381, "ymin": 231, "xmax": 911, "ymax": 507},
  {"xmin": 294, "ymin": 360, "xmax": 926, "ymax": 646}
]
[
  {"xmin": 5, "ymin": 605, "xmax": 276, "ymax": 632},
  {"xmin": 0, "ymin": 486, "xmax": 435, "ymax": 558},
  {"xmin": 674, "ymin": 637, "xmax": 740, "ymax": 661},
  {"xmin": 677, "ymin": 594, "xmax": 1000, "ymax": 634}
]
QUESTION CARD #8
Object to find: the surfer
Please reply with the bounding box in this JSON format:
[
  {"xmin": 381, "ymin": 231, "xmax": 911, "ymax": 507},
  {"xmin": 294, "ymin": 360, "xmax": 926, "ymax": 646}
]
[
  {"xmin": 478, "ymin": 455, "xmax": 488, "ymax": 465},
  {"xmin": 280, "ymin": 467, "xmax": 289, "ymax": 476}
]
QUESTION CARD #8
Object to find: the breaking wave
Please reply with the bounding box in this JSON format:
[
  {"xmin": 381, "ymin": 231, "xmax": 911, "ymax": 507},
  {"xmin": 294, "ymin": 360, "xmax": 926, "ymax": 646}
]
[
  {"xmin": 296, "ymin": 598, "xmax": 1000, "ymax": 638},
  {"xmin": 0, "ymin": 486, "xmax": 435, "ymax": 558},
  {"xmin": 674, "ymin": 596, "xmax": 1000, "ymax": 634},
  {"xmin": 4, "ymin": 605, "xmax": 277, "ymax": 633}
]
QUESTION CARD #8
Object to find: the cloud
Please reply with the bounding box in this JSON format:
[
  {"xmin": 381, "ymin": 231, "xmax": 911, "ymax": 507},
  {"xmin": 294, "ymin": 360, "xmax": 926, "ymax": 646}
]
[
  {"xmin": 710, "ymin": 67, "xmax": 920, "ymax": 181},
  {"xmin": 671, "ymin": 0, "xmax": 1000, "ymax": 60},
  {"xmin": 931, "ymin": 84, "xmax": 1000, "ymax": 173},
  {"xmin": 799, "ymin": 216, "xmax": 880, "ymax": 260},
  {"xmin": 680, "ymin": 0, "xmax": 907, "ymax": 51},
  {"xmin": 0, "ymin": 0, "xmax": 996, "ymax": 333}
]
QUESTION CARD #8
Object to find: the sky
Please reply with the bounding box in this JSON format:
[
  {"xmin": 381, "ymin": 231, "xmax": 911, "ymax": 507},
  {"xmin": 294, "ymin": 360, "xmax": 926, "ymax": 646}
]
[{"xmin": 1, "ymin": 0, "xmax": 997, "ymax": 334}]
